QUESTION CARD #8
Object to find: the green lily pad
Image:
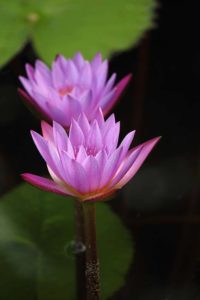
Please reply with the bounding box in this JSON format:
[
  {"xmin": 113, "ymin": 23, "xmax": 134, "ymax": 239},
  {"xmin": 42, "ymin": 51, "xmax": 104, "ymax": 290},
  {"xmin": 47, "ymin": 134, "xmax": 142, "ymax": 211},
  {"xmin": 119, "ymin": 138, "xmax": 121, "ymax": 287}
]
[
  {"xmin": 0, "ymin": 0, "xmax": 156, "ymax": 67},
  {"xmin": 0, "ymin": 183, "xmax": 133, "ymax": 300}
]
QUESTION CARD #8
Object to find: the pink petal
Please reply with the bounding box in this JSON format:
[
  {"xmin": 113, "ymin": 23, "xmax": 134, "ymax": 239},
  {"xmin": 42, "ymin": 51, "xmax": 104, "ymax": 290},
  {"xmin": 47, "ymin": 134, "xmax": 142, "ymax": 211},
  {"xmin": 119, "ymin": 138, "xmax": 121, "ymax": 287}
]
[
  {"xmin": 99, "ymin": 146, "xmax": 123, "ymax": 188},
  {"xmin": 104, "ymin": 122, "xmax": 120, "ymax": 154},
  {"xmin": 77, "ymin": 113, "xmax": 91, "ymax": 138},
  {"xmin": 109, "ymin": 143, "xmax": 144, "ymax": 188},
  {"xmin": 94, "ymin": 108, "xmax": 104, "ymax": 128},
  {"xmin": 102, "ymin": 113, "xmax": 116, "ymax": 137},
  {"xmin": 60, "ymin": 150, "xmax": 76, "ymax": 186},
  {"xmin": 95, "ymin": 149, "xmax": 108, "ymax": 182},
  {"xmin": 79, "ymin": 90, "xmax": 94, "ymax": 113},
  {"xmin": 25, "ymin": 64, "xmax": 35, "ymax": 81},
  {"xmin": 19, "ymin": 76, "xmax": 33, "ymax": 95},
  {"xmin": 82, "ymin": 156, "xmax": 100, "ymax": 191},
  {"xmin": 62, "ymin": 95, "xmax": 82, "ymax": 123},
  {"xmin": 102, "ymin": 74, "xmax": 132, "ymax": 116},
  {"xmin": 21, "ymin": 173, "xmax": 72, "ymax": 196},
  {"xmin": 69, "ymin": 119, "xmax": 85, "ymax": 148},
  {"xmin": 119, "ymin": 130, "xmax": 136, "ymax": 158},
  {"xmin": 99, "ymin": 88, "xmax": 116, "ymax": 109},
  {"xmin": 114, "ymin": 137, "xmax": 161, "ymax": 188},
  {"xmin": 18, "ymin": 88, "xmax": 52, "ymax": 122},
  {"xmin": 53, "ymin": 121, "xmax": 69, "ymax": 152},
  {"xmin": 35, "ymin": 60, "xmax": 51, "ymax": 84},
  {"xmin": 47, "ymin": 143, "xmax": 66, "ymax": 180},
  {"xmin": 71, "ymin": 160, "xmax": 89, "ymax": 194},
  {"xmin": 31, "ymin": 131, "xmax": 62, "ymax": 180},
  {"xmin": 51, "ymin": 61, "xmax": 65, "ymax": 89},
  {"xmin": 94, "ymin": 60, "xmax": 108, "ymax": 93},
  {"xmin": 45, "ymin": 102, "xmax": 70, "ymax": 128},
  {"xmin": 41, "ymin": 121, "xmax": 54, "ymax": 142},
  {"xmin": 61, "ymin": 151, "xmax": 89, "ymax": 194},
  {"xmin": 66, "ymin": 60, "xmax": 79, "ymax": 84},
  {"xmin": 87, "ymin": 120, "xmax": 103, "ymax": 151},
  {"xmin": 79, "ymin": 62, "xmax": 92, "ymax": 87},
  {"xmin": 73, "ymin": 52, "xmax": 85, "ymax": 70},
  {"xmin": 56, "ymin": 55, "xmax": 68, "ymax": 72},
  {"xmin": 91, "ymin": 53, "xmax": 103, "ymax": 71},
  {"xmin": 95, "ymin": 149, "xmax": 108, "ymax": 170},
  {"xmin": 102, "ymin": 73, "xmax": 116, "ymax": 95},
  {"xmin": 76, "ymin": 145, "xmax": 87, "ymax": 163}
]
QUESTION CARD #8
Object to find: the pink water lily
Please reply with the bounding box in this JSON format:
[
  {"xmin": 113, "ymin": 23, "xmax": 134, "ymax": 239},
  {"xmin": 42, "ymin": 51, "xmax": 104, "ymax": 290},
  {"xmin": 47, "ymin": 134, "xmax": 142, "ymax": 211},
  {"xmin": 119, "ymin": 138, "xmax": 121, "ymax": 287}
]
[
  {"xmin": 22, "ymin": 110, "xmax": 160, "ymax": 202},
  {"xmin": 19, "ymin": 53, "xmax": 131, "ymax": 128}
]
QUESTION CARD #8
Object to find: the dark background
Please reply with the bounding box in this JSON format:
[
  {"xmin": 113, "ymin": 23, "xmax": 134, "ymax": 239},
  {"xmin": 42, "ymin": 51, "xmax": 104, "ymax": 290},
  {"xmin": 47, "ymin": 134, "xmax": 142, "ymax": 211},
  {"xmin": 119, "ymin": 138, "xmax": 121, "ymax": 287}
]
[{"xmin": 0, "ymin": 0, "xmax": 200, "ymax": 299}]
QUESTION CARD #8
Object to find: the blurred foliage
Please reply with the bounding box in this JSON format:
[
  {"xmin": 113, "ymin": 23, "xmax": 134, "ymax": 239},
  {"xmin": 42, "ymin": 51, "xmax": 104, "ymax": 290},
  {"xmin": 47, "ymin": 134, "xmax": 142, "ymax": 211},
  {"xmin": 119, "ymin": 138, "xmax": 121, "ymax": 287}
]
[
  {"xmin": 0, "ymin": 0, "xmax": 156, "ymax": 66},
  {"xmin": 0, "ymin": 183, "xmax": 133, "ymax": 300}
]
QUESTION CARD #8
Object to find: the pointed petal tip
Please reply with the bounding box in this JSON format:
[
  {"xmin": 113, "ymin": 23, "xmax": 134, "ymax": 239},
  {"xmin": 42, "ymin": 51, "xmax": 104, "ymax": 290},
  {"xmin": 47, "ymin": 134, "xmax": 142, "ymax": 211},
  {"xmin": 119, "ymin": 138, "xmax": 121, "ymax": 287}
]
[
  {"xmin": 30, "ymin": 129, "xmax": 36, "ymax": 137},
  {"xmin": 148, "ymin": 136, "xmax": 162, "ymax": 147},
  {"xmin": 41, "ymin": 120, "xmax": 52, "ymax": 133},
  {"xmin": 21, "ymin": 173, "xmax": 71, "ymax": 196},
  {"xmin": 21, "ymin": 173, "xmax": 28, "ymax": 180},
  {"xmin": 30, "ymin": 130, "xmax": 44, "ymax": 144},
  {"xmin": 18, "ymin": 75, "xmax": 25, "ymax": 82},
  {"xmin": 117, "ymin": 73, "xmax": 132, "ymax": 89},
  {"xmin": 41, "ymin": 120, "xmax": 49, "ymax": 127},
  {"xmin": 52, "ymin": 119, "xmax": 60, "ymax": 127},
  {"xmin": 125, "ymin": 73, "xmax": 132, "ymax": 81}
]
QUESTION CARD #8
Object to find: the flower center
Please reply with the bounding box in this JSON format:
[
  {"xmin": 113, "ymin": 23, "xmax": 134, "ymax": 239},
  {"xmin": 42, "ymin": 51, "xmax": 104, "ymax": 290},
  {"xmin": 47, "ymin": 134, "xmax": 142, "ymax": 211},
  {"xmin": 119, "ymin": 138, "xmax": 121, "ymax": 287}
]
[
  {"xmin": 74, "ymin": 146, "xmax": 98, "ymax": 158},
  {"xmin": 85, "ymin": 147, "xmax": 98, "ymax": 156},
  {"xmin": 59, "ymin": 86, "xmax": 74, "ymax": 96}
]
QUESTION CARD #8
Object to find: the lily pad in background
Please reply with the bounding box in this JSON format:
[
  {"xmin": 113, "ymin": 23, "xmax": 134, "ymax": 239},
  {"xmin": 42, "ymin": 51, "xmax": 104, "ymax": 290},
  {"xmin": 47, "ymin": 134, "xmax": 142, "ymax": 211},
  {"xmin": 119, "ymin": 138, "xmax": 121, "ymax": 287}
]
[
  {"xmin": 0, "ymin": 0, "xmax": 156, "ymax": 67},
  {"xmin": 0, "ymin": 183, "xmax": 133, "ymax": 300}
]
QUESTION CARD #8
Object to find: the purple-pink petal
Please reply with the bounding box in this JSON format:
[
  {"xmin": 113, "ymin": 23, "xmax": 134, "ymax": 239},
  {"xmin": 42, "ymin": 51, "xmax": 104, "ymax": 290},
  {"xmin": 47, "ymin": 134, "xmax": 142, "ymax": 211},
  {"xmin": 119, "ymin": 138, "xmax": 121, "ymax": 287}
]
[
  {"xmin": 77, "ymin": 113, "xmax": 91, "ymax": 138},
  {"xmin": 94, "ymin": 60, "xmax": 108, "ymax": 92},
  {"xmin": 91, "ymin": 53, "xmax": 103, "ymax": 71},
  {"xmin": 114, "ymin": 137, "xmax": 161, "ymax": 189},
  {"xmin": 119, "ymin": 130, "xmax": 136, "ymax": 158},
  {"xmin": 53, "ymin": 121, "xmax": 69, "ymax": 152},
  {"xmin": 71, "ymin": 160, "xmax": 89, "ymax": 194},
  {"xmin": 25, "ymin": 64, "xmax": 35, "ymax": 81},
  {"xmin": 62, "ymin": 95, "xmax": 82, "ymax": 123},
  {"xmin": 21, "ymin": 173, "xmax": 72, "ymax": 196},
  {"xmin": 31, "ymin": 130, "xmax": 62, "ymax": 180},
  {"xmin": 102, "ymin": 74, "xmax": 132, "ymax": 116},
  {"xmin": 73, "ymin": 52, "xmax": 85, "ymax": 70},
  {"xmin": 100, "ymin": 146, "xmax": 123, "ymax": 188},
  {"xmin": 102, "ymin": 73, "xmax": 116, "ymax": 96},
  {"xmin": 18, "ymin": 88, "xmax": 52, "ymax": 122},
  {"xmin": 87, "ymin": 120, "xmax": 103, "ymax": 151},
  {"xmin": 69, "ymin": 119, "xmax": 85, "ymax": 148},
  {"xmin": 41, "ymin": 121, "xmax": 54, "ymax": 142},
  {"xmin": 82, "ymin": 155, "xmax": 100, "ymax": 191}
]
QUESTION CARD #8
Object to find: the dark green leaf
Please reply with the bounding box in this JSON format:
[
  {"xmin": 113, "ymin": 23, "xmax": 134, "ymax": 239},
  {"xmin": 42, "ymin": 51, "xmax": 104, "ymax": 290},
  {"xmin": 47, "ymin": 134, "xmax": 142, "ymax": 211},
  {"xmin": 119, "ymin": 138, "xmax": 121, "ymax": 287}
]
[
  {"xmin": 0, "ymin": 0, "xmax": 156, "ymax": 66},
  {"xmin": 0, "ymin": 183, "xmax": 133, "ymax": 299}
]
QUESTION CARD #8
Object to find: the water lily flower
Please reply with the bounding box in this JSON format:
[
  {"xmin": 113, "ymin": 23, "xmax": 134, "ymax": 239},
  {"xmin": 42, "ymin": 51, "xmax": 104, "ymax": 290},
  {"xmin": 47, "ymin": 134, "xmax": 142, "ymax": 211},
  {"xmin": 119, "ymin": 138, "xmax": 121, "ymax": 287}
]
[
  {"xmin": 22, "ymin": 110, "xmax": 160, "ymax": 202},
  {"xmin": 19, "ymin": 53, "xmax": 131, "ymax": 128}
]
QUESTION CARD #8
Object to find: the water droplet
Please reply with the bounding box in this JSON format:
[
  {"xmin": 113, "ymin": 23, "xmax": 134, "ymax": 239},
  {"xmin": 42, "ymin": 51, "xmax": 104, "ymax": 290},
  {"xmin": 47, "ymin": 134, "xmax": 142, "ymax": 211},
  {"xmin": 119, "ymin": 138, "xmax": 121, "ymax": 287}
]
[{"xmin": 64, "ymin": 240, "xmax": 86, "ymax": 258}]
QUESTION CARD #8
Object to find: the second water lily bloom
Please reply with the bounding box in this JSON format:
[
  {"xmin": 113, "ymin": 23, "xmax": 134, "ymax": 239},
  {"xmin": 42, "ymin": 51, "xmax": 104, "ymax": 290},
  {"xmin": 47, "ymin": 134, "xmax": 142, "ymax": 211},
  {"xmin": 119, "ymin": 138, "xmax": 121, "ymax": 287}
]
[
  {"xmin": 19, "ymin": 52, "xmax": 131, "ymax": 128},
  {"xmin": 22, "ymin": 110, "xmax": 160, "ymax": 202}
]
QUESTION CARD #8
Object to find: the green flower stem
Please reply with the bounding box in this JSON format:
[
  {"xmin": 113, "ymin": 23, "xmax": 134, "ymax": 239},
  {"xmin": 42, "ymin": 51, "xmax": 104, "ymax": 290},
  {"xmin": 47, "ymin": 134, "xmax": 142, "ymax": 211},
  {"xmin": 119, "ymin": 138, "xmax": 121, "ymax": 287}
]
[
  {"xmin": 83, "ymin": 202, "xmax": 100, "ymax": 300},
  {"xmin": 74, "ymin": 199, "xmax": 87, "ymax": 300}
]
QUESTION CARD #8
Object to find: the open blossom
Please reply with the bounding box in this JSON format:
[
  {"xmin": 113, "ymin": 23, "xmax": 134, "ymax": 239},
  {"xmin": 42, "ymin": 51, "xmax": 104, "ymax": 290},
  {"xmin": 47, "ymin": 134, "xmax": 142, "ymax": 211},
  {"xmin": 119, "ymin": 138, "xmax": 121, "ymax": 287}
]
[
  {"xmin": 19, "ymin": 53, "xmax": 131, "ymax": 128},
  {"xmin": 22, "ymin": 110, "xmax": 160, "ymax": 202}
]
